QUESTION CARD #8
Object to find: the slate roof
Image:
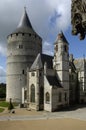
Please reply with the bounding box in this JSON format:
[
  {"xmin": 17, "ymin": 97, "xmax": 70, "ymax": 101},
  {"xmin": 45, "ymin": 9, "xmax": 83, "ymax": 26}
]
[
  {"xmin": 30, "ymin": 53, "xmax": 53, "ymax": 70},
  {"xmin": 69, "ymin": 61, "xmax": 76, "ymax": 72},
  {"xmin": 46, "ymin": 76, "xmax": 62, "ymax": 87},
  {"xmin": 18, "ymin": 8, "xmax": 32, "ymax": 29},
  {"xmin": 12, "ymin": 8, "xmax": 35, "ymax": 34}
]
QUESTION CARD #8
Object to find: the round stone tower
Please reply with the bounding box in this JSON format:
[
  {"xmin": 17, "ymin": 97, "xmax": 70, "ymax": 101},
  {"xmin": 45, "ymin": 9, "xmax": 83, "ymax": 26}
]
[{"xmin": 6, "ymin": 8, "xmax": 42, "ymax": 103}]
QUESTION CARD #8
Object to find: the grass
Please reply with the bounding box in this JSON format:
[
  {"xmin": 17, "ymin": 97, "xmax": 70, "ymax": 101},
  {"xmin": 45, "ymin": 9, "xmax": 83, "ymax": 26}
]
[
  {"xmin": 0, "ymin": 101, "xmax": 18, "ymax": 113},
  {"xmin": 0, "ymin": 108, "xmax": 4, "ymax": 113},
  {"xmin": 0, "ymin": 101, "xmax": 18, "ymax": 108},
  {"xmin": 0, "ymin": 101, "xmax": 9, "ymax": 107}
]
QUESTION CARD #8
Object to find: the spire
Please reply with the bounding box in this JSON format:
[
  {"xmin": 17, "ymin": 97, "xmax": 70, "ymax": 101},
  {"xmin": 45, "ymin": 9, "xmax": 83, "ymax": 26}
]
[
  {"xmin": 57, "ymin": 31, "xmax": 69, "ymax": 44},
  {"xmin": 18, "ymin": 7, "xmax": 33, "ymax": 29}
]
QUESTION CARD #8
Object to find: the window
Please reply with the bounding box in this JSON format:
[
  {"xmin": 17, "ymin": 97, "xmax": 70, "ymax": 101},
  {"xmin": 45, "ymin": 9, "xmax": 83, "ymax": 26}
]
[
  {"xmin": 24, "ymin": 90, "xmax": 27, "ymax": 100},
  {"xmin": 22, "ymin": 70, "xmax": 24, "ymax": 74},
  {"xmin": 55, "ymin": 45, "xmax": 58, "ymax": 51},
  {"xmin": 29, "ymin": 33, "xmax": 31, "ymax": 36},
  {"xmin": 19, "ymin": 45, "xmax": 23, "ymax": 49},
  {"xmin": 22, "ymin": 33, "xmax": 25, "ymax": 36},
  {"xmin": 16, "ymin": 33, "xmax": 18, "ymax": 36},
  {"xmin": 65, "ymin": 93, "xmax": 67, "ymax": 101},
  {"xmin": 40, "ymin": 72, "xmax": 42, "ymax": 76},
  {"xmin": 17, "ymin": 44, "xmax": 23, "ymax": 49},
  {"xmin": 64, "ymin": 45, "xmax": 67, "ymax": 52},
  {"xmin": 58, "ymin": 92, "xmax": 62, "ymax": 102},
  {"xmin": 46, "ymin": 92, "xmax": 50, "ymax": 103},
  {"xmin": 31, "ymin": 84, "xmax": 35, "ymax": 103},
  {"xmin": 31, "ymin": 72, "xmax": 35, "ymax": 76}
]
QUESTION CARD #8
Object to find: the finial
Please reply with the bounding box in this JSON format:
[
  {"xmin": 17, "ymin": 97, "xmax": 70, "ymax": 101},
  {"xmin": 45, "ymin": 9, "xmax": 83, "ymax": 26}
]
[{"xmin": 24, "ymin": 6, "xmax": 26, "ymax": 12}]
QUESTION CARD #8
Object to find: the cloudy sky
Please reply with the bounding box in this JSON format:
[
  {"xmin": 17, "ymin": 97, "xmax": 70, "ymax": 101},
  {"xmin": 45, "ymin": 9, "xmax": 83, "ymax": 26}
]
[{"xmin": 0, "ymin": 0, "xmax": 86, "ymax": 83}]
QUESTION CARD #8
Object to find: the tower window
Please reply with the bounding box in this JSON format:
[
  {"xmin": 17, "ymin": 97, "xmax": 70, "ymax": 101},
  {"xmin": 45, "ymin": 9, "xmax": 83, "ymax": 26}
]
[
  {"xmin": 22, "ymin": 33, "xmax": 25, "ymax": 36},
  {"xmin": 18, "ymin": 45, "xmax": 23, "ymax": 49},
  {"xmin": 16, "ymin": 33, "xmax": 18, "ymax": 36},
  {"xmin": 64, "ymin": 45, "xmax": 67, "ymax": 52},
  {"xmin": 31, "ymin": 72, "xmax": 35, "ymax": 76},
  {"xmin": 22, "ymin": 70, "xmax": 24, "ymax": 74},
  {"xmin": 29, "ymin": 33, "xmax": 31, "ymax": 36},
  {"xmin": 55, "ymin": 45, "xmax": 58, "ymax": 51}
]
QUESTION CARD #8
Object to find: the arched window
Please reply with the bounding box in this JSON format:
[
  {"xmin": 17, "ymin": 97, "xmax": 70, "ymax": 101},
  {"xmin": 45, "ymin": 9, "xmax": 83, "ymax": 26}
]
[
  {"xmin": 59, "ymin": 92, "xmax": 62, "ymax": 102},
  {"xmin": 46, "ymin": 92, "xmax": 50, "ymax": 103},
  {"xmin": 31, "ymin": 84, "xmax": 35, "ymax": 103}
]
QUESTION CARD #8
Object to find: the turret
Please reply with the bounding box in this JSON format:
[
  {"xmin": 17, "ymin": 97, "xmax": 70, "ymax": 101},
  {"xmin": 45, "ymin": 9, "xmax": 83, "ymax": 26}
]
[
  {"xmin": 53, "ymin": 32, "xmax": 69, "ymax": 105},
  {"xmin": 6, "ymin": 8, "xmax": 42, "ymax": 103}
]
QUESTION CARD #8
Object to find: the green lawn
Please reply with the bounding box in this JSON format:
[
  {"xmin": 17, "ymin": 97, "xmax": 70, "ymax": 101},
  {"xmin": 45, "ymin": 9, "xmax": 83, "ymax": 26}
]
[
  {"xmin": 0, "ymin": 101, "xmax": 18, "ymax": 108},
  {"xmin": 0, "ymin": 108, "xmax": 4, "ymax": 113},
  {"xmin": 0, "ymin": 101, "xmax": 9, "ymax": 107}
]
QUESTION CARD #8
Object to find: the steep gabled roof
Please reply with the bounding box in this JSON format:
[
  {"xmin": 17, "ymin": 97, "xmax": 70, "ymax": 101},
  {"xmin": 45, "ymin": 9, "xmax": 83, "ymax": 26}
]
[
  {"xmin": 30, "ymin": 53, "xmax": 53, "ymax": 70},
  {"xmin": 69, "ymin": 61, "xmax": 76, "ymax": 72},
  {"xmin": 46, "ymin": 76, "xmax": 62, "ymax": 88}
]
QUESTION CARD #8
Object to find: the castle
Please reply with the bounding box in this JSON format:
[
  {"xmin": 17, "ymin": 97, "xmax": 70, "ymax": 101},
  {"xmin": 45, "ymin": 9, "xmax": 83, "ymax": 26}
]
[{"xmin": 6, "ymin": 9, "xmax": 86, "ymax": 112}]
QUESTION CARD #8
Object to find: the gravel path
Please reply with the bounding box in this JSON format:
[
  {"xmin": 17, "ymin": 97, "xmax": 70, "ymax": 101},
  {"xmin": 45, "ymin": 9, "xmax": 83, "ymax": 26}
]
[{"xmin": 0, "ymin": 107, "xmax": 86, "ymax": 121}]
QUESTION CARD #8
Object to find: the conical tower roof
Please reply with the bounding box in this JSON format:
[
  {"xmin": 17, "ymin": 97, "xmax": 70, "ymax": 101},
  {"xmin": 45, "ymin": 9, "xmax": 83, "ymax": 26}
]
[
  {"xmin": 12, "ymin": 8, "xmax": 34, "ymax": 34},
  {"xmin": 18, "ymin": 7, "xmax": 32, "ymax": 29}
]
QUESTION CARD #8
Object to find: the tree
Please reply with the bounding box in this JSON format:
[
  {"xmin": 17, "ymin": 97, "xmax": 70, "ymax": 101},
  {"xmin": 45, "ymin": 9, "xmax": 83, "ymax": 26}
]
[{"xmin": 0, "ymin": 83, "xmax": 6, "ymax": 98}]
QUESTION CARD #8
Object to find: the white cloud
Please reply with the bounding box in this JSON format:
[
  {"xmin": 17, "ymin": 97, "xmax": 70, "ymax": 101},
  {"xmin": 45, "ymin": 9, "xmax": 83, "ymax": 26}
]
[
  {"xmin": 28, "ymin": 0, "xmax": 71, "ymax": 41},
  {"xmin": 43, "ymin": 41, "xmax": 54, "ymax": 56},
  {"xmin": 0, "ymin": 66, "xmax": 6, "ymax": 83},
  {"xmin": 0, "ymin": 42, "xmax": 7, "ymax": 56},
  {"xmin": 28, "ymin": 0, "xmax": 71, "ymax": 55},
  {"xmin": 0, "ymin": 0, "xmax": 71, "ymax": 56}
]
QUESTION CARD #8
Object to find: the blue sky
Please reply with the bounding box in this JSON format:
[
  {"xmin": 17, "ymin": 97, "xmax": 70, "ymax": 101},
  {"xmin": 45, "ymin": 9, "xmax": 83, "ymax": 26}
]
[{"xmin": 0, "ymin": 0, "xmax": 86, "ymax": 83}]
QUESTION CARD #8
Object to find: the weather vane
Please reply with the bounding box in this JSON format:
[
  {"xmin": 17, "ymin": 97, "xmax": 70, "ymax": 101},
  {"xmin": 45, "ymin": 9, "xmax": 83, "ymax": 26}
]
[{"xmin": 71, "ymin": 0, "xmax": 86, "ymax": 40}]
